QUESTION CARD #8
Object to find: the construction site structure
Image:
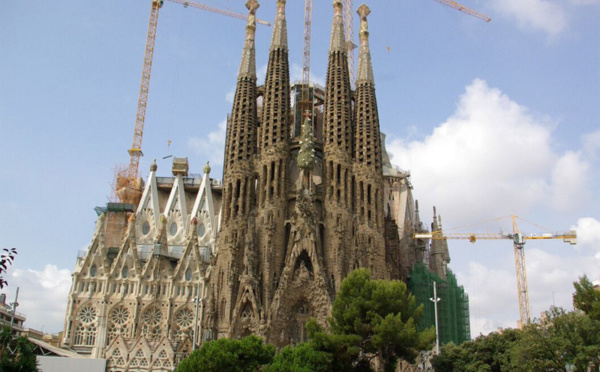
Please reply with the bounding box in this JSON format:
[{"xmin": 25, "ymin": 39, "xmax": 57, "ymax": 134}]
[
  {"xmin": 113, "ymin": 0, "xmax": 270, "ymax": 205},
  {"xmin": 414, "ymin": 215, "xmax": 577, "ymax": 327}
]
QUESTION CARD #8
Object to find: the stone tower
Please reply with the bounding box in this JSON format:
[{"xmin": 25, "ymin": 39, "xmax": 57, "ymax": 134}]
[
  {"xmin": 322, "ymin": 0, "xmax": 355, "ymax": 291},
  {"xmin": 209, "ymin": 0, "xmax": 260, "ymax": 340},
  {"xmin": 352, "ymin": 4, "xmax": 386, "ymax": 279},
  {"xmin": 203, "ymin": 0, "xmax": 393, "ymax": 347}
]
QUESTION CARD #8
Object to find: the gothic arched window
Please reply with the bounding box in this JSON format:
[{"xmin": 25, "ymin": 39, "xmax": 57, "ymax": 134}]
[
  {"xmin": 73, "ymin": 304, "xmax": 97, "ymax": 346},
  {"xmin": 106, "ymin": 306, "xmax": 130, "ymax": 344},
  {"xmin": 141, "ymin": 307, "xmax": 163, "ymax": 341}
]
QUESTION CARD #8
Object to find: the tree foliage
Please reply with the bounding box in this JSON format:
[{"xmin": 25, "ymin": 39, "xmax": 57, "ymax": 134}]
[
  {"xmin": 573, "ymin": 275, "xmax": 600, "ymax": 321},
  {"xmin": 432, "ymin": 276, "xmax": 600, "ymax": 372},
  {"xmin": 0, "ymin": 248, "xmax": 17, "ymax": 289},
  {"xmin": 329, "ymin": 269, "xmax": 435, "ymax": 372},
  {"xmin": 175, "ymin": 335, "xmax": 274, "ymax": 372},
  {"xmin": 431, "ymin": 329, "xmax": 522, "ymax": 372},
  {"xmin": 0, "ymin": 326, "xmax": 38, "ymax": 372}
]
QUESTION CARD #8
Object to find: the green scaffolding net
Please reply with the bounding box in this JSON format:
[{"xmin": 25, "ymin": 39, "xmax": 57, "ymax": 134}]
[{"xmin": 409, "ymin": 263, "xmax": 471, "ymax": 345}]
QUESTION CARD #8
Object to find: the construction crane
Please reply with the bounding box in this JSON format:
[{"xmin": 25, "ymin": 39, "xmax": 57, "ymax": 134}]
[
  {"xmin": 341, "ymin": 0, "xmax": 490, "ymax": 87},
  {"xmin": 114, "ymin": 0, "xmax": 270, "ymax": 205},
  {"xmin": 414, "ymin": 215, "xmax": 577, "ymax": 327},
  {"xmin": 299, "ymin": 0, "xmax": 313, "ymax": 120},
  {"xmin": 431, "ymin": 0, "xmax": 491, "ymax": 22}
]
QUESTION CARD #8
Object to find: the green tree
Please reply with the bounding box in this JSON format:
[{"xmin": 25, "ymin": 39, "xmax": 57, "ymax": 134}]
[
  {"xmin": 175, "ymin": 335, "xmax": 274, "ymax": 372},
  {"xmin": 264, "ymin": 342, "xmax": 333, "ymax": 372},
  {"xmin": 0, "ymin": 326, "xmax": 39, "ymax": 372},
  {"xmin": 573, "ymin": 275, "xmax": 600, "ymax": 321},
  {"xmin": 329, "ymin": 269, "xmax": 435, "ymax": 372},
  {"xmin": 510, "ymin": 307, "xmax": 600, "ymax": 372},
  {"xmin": 431, "ymin": 329, "xmax": 522, "ymax": 372}
]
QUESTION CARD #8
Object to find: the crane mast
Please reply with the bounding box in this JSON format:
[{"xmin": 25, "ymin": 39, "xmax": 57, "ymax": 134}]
[
  {"xmin": 302, "ymin": 0, "xmax": 313, "ymax": 108},
  {"xmin": 343, "ymin": 0, "xmax": 355, "ymax": 87},
  {"xmin": 414, "ymin": 215, "xmax": 577, "ymax": 327},
  {"xmin": 120, "ymin": 0, "xmax": 163, "ymax": 205}
]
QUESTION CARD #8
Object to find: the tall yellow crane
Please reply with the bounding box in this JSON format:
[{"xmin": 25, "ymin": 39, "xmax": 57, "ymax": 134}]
[
  {"xmin": 414, "ymin": 215, "xmax": 577, "ymax": 327},
  {"xmin": 301, "ymin": 0, "xmax": 313, "ymax": 110},
  {"xmin": 341, "ymin": 0, "xmax": 490, "ymax": 87},
  {"xmin": 114, "ymin": 0, "xmax": 270, "ymax": 205}
]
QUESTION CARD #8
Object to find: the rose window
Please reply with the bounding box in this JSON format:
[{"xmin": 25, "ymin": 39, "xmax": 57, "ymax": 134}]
[
  {"xmin": 110, "ymin": 306, "xmax": 129, "ymax": 325},
  {"xmin": 176, "ymin": 309, "xmax": 194, "ymax": 328},
  {"xmin": 143, "ymin": 308, "xmax": 162, "ymax": 326},
  {"xmin": 78, "ymin": 305, "xmax": 97, "ymax": 323}
]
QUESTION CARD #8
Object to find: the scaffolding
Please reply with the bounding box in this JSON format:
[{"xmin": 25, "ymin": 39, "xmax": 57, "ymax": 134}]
[{"xmin": 409, "ymin": 263, "xmax": 471, "ymax": 345}]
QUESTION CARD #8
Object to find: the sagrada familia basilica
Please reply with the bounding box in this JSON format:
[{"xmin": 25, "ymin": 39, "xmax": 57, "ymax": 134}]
[{"xmin": 61, "ymin": 0, "xmax": 462, "ymax": 370}]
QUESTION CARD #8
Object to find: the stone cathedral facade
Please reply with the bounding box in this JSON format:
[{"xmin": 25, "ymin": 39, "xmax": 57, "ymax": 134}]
[{"xmin": 62, "ymin": 0, "xmax": 457, "ymax": 370}]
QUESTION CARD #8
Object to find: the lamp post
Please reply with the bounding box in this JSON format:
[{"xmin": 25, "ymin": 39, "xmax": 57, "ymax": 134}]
[
  {"xmin": 9, "ymin": 287, "xmax": 20, "ymax": 332},
  {"xmin": 430, "ymin": 281, "xmax": 441, "ymax": 354}
]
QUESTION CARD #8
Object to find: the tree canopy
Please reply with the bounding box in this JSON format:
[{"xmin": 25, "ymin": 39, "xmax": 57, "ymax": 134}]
[
  {"xmin": 329, "ymin": 268, "xmax": 435, "ymax": 371},
  {"xmin": 432, "ymin": 276, "xmax": 600, "ymax": 372},
  {"xmin": 573, "ymin": 275, "xmax": 600, "ymax": 321},
  {"xmin": 174, "ymin": 335, "xmax": 274, "ymax": 372},
  {"xmin": 0, "ymin": 326, "xmax": 38, "ymax": 372}
]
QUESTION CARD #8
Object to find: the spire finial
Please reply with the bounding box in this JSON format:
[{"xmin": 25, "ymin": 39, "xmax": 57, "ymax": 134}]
[
  {"xmin": 329, "ymin": 0, "xmax": 346, "ymax": 52},
  {"xmin": 358, "ymin": 4, "xmax": 371, "ymax": 32},
  {"xmin": 238, "ymin": 0, "xmax": 259, "ymax": 78},
  {"xmin": 269, "ymin": 0, "xmax": 288, "ymax": 51},
  {"xmin": 245, "ymin": 0, "xmax": 259, "ymax": 34},
  {"xmin": 356, "ymin": 4, "xmax": 374, "ymax": 85}
]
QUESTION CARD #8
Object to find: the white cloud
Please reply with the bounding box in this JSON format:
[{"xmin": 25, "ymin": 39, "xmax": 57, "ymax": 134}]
[
  {"xmin": 386, "ymin": 78, "xmax": 592, "ymax": 227},
  {"xmin": 583, "ymin": 130, "xmax": 600, "ymax": 159},
  {"xmin": 570, "ymin": 0, "xmax": 600, "ymax": 5},
  {"xmin": 7, "ymin": 265, "xmax": 72, "ymax": 333},
  {"xmin": 188, "ymin": 119, "xmax": 226, "ymax": 168},
  {"xmin": 550, "ymin": 151, "xmax": 590, "ymax": 210},
  {"xmin": 290, "ymin": 63, "xmax": 326, "ymax": 87},
  {"xmin": 387, "ymin": 79, "xmax": 599, "ymax": 337},
  {"xmin": 490, "ymin": 0, "xmax": 568, "ymax": 38},
  {"xmin": 571, "ymin": 217, "xmax": 600, "ymax": 247}
]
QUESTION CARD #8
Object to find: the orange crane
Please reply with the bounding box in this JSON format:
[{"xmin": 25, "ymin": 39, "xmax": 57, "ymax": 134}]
[
  {"xmin": 342, "ymin": 0, "xmax": 490, "ymax": 87},
  {"xmin": 114, "ymin": 0, "xmax": 270, "ymax": 204},
  {"xmin": 431, "ymin": 0, "xmax": 491, "ymax": 22},
  {"xmin": 414, "ymin": 215, "xmax": 577, "ymax": 327}
]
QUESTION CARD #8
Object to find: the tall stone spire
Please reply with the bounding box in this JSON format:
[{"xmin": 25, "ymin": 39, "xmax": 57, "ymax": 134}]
[
  {"xmin": 354, "ymin": 4, "xmax": 382, "ymax": 173},
  {"xmin": 323, "ymin": 0, "xmax": 354, "ymax": 290},
  {"xmin": 356, "ymin": 4, "xmax": 374, "ymax": 85},
  {"xmin": 352, "ymin": 4, "xmax": 386, "ymax": 279},
  {"xmin": 223, "ymin": 0, "xmax": 259, "ymax": 177},
  {"xmin": 257, "ymin": 0, "xmax": 291, "ymax": 313},
  {"xmin": 260, "ymin": 0, "xmax": 290, "ymax": 152},
  {"xmin": 329, "ymin": 0, "xmax": 346, "ymax": 52},
  {"xmin": 238, "ymin": 0, "xmax": 259, "ymax": 79},
  {"xmin": 269, "ymin": 0, "xmax": 287, "ymax": 52},
  {"xmin": 210, "ymin": 0, "xmax": 261, "ymax": 340}
]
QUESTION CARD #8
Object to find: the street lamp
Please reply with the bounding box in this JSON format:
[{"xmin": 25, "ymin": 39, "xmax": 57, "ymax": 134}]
[{"xmin": 430, "ymin": 281, "xmax": 441, "ymax": 354}]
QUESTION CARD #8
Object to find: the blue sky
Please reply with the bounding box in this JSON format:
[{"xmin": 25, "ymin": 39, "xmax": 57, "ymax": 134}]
[{"xmin": 1, "ymin": 0, "xmax": 599, "ymax": 336}]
